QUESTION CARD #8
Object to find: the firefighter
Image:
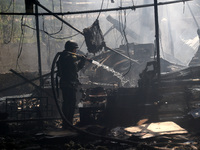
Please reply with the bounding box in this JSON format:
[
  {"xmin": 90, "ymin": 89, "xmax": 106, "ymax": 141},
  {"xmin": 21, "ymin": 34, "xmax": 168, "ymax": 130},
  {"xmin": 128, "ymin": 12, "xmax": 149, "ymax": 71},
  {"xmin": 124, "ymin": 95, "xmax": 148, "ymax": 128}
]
[{"xmin": 57, "ymin": 40, "xmax": 86, "ymax": 129}]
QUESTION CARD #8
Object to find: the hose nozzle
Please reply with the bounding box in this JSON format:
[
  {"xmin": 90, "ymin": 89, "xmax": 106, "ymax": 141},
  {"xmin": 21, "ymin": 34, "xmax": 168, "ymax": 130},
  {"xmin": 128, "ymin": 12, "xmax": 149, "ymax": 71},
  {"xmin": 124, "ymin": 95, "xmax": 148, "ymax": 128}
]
[{"xmin": 67, "ymin": 51, "xmax": 93, "ymax": 63}]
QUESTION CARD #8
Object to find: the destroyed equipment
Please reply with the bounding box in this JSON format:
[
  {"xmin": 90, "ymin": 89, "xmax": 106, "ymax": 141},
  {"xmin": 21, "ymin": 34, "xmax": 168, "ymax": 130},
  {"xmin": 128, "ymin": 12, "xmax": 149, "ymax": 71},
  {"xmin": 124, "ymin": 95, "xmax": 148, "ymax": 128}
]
[{"xmin": 83, "ymin": 20, "xmax": 105, "ymax": 54}]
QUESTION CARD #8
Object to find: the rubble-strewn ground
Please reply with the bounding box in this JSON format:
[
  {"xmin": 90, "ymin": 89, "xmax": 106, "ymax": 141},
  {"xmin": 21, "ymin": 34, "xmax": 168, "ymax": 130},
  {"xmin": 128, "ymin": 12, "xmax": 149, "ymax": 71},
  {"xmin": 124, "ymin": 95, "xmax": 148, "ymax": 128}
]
[{"xmin": 1, "ymin": 118, "xmax": 200, "ymax": 150}]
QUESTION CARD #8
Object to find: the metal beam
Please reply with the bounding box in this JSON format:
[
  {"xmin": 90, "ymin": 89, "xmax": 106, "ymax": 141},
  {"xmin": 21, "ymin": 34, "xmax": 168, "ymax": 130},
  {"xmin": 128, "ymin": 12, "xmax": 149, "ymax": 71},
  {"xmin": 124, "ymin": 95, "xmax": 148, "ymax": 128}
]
[
  {"xmin": 0, "ymin": 0, "xmax": 192, "ymax": 16},
  {"xmin": 10, "ymin": 69, "xmax": 53, "ymax": 98},
  {"xmin": 154, "ymin": 0, "xmax": 161, "ymax": 81},
  {"xmin": 35, "ymin": 3, "xmax": 43, "ymax": 94},
  {"xmin": 0, "ymin": 72, "xmax": 51, "ymax": 93}
]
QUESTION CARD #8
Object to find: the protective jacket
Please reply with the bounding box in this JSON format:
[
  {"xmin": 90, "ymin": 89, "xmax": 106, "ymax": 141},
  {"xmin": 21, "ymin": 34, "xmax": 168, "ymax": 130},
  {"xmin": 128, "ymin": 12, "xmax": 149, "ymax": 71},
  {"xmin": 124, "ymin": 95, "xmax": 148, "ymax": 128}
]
[{"xmin": 57, "ymin": 50, "xmax": 85, "ymax": 89}]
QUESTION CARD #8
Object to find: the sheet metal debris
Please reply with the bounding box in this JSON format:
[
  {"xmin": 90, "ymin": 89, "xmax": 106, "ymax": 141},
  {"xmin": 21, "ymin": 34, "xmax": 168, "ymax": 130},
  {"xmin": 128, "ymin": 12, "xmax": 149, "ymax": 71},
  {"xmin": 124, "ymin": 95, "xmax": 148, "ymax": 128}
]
[{"xmin": 124, "ymin": 121, "xmax": 188, "ymax": 139}]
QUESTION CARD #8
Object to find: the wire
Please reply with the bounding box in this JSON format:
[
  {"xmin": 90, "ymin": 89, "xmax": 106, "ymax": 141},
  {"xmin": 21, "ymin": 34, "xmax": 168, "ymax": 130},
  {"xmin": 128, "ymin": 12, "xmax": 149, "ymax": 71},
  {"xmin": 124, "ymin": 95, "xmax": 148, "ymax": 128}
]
[
  {"xmin": 52, "ymin": 0, "xmax": 55, "ymax": 13},
  {"xmin": 49, "ymin": 21, "xmax": 63, "ymax": 35},
  {"xmin": 47, "ymin": 34, "xmax": 51, "ymax": 69},
  {"xmin": 131, "ymin": 0, "xmax": 135, "ymax": 6},
  {"xmin": 122, "ymin": 10, "xmax": 132, "ymax": 77},
  {"xmin": 186, "ymin": 2, "xmax": 199, "ymax": 28},
  {"xmin": 116, "ymin": 1, "xmax": 133, "ymax": 76},
  {"xmin": 42, "ymin": 0, "xmax": 64, "ymax": 36},
  {"xmin": 3, "ymin": 0, "xmax": 14, "ymax": 44},
  {"xmin": 35, "ymin": 0, "xmax": 68, "ymax": 39},
  {"xmin": 182, "ymin": 0, "xmax": 186, "ymax": 13},
  {"xmin": 106, "ymin": 0, "xmax": 109, "ymax": 9},
  {"xmin": 48, "ymin": 0, "xmax": 63, "ymax": 35},
  {"xmin": 42, "ymin": 15, "xmax": 46, "ymax": 32},
  {"xmin": 96, "ymin": 0, "xmax": 105, "ymax": 20},
  {"xmin": 1, "ymin": 0, "xmax": 13, "ymax": 12},
  {"xmin": 23, "ymin": 24, "xmax": 80, "ymax": 39},
  {"xmin": 118, "ymin": 8, "xmax": 123, "ymax": 44},
  {"xmin": 79, "ymin": 40, "xmax": 85, "ymax": 51},
  {"xmin": 159, "ymin": 28, "xmax": 165, "ymax": 61},
  {"xmin": 16, "ymin": 15, "xmax": 25, "ymax": 71}
]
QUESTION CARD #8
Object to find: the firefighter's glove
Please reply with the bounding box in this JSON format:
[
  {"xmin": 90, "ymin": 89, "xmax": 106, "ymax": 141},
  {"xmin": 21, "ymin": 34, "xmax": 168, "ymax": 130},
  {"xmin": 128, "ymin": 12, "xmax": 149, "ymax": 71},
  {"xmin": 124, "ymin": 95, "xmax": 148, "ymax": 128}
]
[
  {"xmin": 79, "ymin": 55, "xmax": 86, "ymax": 67},
  {"xmin": 81, "ymin": 55, "xmax": 86, "ymax": 61}
]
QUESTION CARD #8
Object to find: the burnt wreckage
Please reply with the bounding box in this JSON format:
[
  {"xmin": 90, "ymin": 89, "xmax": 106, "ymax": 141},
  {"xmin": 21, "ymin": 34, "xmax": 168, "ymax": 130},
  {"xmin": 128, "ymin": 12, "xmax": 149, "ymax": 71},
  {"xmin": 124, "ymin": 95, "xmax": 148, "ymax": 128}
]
[
  {"xmin": 79, "ymin": 44, "xmax": 200, "ymax": 127},
  {"xmin": 77, "ymin": 16, "xmax": 200, "ymax": 127},
  {"xmin": 1, "ymin": 0, "xmax": 200, "ymax": 138}
]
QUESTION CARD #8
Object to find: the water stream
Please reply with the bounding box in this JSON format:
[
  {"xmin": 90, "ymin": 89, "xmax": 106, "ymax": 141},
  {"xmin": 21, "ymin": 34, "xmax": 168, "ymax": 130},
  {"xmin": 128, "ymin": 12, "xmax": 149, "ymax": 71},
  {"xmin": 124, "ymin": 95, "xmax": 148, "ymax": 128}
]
[{"xmin": 91, "ymin": 60, "xmax": 129, "ymax": 86}]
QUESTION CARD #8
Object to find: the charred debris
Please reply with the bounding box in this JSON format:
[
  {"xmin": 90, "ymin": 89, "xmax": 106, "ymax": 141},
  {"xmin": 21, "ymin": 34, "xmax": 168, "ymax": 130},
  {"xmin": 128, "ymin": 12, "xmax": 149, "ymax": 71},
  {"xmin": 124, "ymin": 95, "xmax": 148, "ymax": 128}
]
[{"xmin": 0, "ymin": 0, "xmax": 200, "ymax": 149}]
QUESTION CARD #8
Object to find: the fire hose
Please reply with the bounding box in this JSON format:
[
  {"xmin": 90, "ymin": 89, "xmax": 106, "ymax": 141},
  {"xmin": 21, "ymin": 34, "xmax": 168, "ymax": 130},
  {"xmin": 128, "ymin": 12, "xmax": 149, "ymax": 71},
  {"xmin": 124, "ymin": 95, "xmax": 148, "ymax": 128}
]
[{"xmin": 50, "ymin": 52, "xmax": 147, "ymax": 147}]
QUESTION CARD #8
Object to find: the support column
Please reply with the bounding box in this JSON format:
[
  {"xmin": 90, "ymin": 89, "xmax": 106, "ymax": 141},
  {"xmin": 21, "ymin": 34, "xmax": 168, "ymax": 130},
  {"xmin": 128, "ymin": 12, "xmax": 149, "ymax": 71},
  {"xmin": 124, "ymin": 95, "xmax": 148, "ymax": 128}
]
[
  {"xmin": 154, "ymin": 0, "xmax": 160, "ymax": 81},
  {"xmin": 35, "ymin": 3, "xmax": 43, "ymax": 94}
]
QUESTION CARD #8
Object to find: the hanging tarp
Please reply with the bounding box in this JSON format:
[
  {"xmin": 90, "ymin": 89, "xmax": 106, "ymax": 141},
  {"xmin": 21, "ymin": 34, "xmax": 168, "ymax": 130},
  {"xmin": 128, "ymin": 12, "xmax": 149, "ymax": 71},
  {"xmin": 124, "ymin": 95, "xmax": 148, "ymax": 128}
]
[{"xmin": 83, "ymin": 20, "xmax": 105, "ymax": 54}]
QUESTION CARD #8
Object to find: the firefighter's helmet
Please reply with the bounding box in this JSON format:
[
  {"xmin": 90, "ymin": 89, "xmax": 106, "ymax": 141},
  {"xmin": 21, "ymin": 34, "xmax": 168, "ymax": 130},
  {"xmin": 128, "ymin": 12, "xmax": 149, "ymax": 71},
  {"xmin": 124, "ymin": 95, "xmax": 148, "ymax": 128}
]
[{"xmin": 64, "ymin": 40, "xmax": 79, "ymax": 52}]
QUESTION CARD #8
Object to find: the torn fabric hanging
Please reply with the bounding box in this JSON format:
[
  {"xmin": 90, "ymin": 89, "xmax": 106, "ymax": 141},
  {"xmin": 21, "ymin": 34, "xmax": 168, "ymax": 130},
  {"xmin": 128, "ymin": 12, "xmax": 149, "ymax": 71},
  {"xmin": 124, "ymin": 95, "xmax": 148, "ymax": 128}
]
[{"xmin": 83, "ymin": 20, "xmax": 105, "ymax": 54}]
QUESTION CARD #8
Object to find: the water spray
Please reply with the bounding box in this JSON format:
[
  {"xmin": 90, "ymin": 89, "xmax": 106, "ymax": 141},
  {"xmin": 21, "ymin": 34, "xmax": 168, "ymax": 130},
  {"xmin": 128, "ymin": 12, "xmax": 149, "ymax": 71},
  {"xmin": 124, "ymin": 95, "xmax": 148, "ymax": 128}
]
[
  {"xmin": 67, "ymin": 51, "xmax": 129, "ymax": 86},
  {"xmin": 92, "ymin": 60, "xmax": 129, "ymax": 86}
]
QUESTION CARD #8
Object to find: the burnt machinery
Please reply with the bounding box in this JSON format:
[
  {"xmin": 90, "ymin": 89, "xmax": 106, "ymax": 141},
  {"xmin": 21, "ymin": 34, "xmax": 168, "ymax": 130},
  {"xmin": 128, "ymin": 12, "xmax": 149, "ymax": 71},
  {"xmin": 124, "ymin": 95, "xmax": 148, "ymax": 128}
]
[
  {"xmin": 102, "ymin": 65, "xmax": 200, "ymax": 127},
  {"xmin": 78, "ymin": 87, "xmax": 107, "ymax": 125},
  {"xmin": 78, "ymin": 51, "xmax": 200, "ymax": 127}
]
